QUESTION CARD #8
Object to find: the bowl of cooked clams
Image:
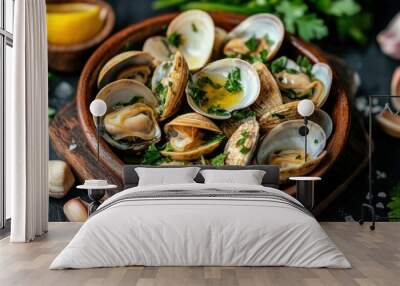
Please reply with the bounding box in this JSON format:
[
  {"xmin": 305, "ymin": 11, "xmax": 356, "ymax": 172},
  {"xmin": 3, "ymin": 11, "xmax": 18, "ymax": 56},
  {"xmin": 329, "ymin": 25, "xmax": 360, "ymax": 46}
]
[{"xmin": 77, "ymin": 10, "xmax": 350, "ymax": 194}]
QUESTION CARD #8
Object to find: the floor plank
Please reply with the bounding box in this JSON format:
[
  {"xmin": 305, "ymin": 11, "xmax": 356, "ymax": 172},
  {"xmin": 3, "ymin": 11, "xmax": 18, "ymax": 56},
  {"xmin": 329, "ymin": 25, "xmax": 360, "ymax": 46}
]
[{"xmin": 0, "ymin": 222, "xmax": 399, "ymax": 286}]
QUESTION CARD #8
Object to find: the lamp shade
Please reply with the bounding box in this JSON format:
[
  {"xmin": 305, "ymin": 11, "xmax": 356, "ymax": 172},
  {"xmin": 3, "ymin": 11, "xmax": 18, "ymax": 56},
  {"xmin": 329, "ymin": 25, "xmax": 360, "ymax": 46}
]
[
  {"xmin": 90, "ymin": 99, "xmax": 107, "ymax": 117},
  {"xmin": 297, "ymin": 99, "xmax": 315, "ymax": 117}
]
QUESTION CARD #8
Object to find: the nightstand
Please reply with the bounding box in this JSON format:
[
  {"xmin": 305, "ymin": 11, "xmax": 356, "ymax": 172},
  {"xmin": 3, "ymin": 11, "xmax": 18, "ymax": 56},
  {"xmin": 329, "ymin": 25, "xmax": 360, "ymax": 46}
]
[
  {"xmin": 289, "ymin": 177, "xmax": 321, "ymax": 210},
  {"xmin": 77, "ymin": 180, "xmax": 117, "ymax": 215}
]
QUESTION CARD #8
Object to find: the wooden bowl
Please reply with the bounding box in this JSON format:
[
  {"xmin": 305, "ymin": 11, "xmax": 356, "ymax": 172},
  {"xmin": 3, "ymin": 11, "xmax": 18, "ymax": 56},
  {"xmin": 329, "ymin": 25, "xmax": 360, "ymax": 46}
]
[
  {"xmin": 47, "ymin": 0, "xmax": 115, "ymax": 73},
  {"xmin": 76, "ymin": 12, "xmax": 350, "ymax": 195}
]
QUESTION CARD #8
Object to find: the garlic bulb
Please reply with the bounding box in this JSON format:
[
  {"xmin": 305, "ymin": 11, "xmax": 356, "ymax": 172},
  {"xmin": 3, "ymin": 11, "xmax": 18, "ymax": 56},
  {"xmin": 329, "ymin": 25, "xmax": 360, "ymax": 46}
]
[{"xmin": 48, "ymin": 160, "xmax": 75, "ymax": 199}]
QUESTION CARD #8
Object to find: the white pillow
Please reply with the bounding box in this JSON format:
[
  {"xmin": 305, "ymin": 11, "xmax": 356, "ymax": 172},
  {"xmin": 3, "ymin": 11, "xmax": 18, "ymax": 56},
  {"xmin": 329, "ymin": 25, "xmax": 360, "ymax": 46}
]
[
  {"xmin": 135, "ymin": 167, "xmax": 201, "ymax": 186},
  {"xmin": 200, "ymin": 169, "xmax": 266, "ymax": 185}
]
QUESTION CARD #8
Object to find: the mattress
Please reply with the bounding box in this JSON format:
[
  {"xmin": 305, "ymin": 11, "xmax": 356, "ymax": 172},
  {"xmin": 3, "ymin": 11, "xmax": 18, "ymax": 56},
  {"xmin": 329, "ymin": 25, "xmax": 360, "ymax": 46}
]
[{"xmin": 50, "ymin": 183, "xmax": 350, "ymax": 269}]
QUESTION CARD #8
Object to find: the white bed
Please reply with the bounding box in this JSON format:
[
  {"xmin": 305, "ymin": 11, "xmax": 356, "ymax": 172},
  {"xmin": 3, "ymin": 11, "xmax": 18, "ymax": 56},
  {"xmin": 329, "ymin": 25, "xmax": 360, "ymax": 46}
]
[{"xmin": 50, "ymin": 180, "xmax": 350, "ymax": 269}]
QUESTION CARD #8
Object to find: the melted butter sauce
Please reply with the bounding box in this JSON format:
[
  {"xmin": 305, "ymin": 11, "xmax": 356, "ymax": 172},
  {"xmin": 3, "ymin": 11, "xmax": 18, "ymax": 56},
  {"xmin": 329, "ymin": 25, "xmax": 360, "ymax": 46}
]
[{"xmin": 199, "ymin": 74, "xmax": 242, "ymax": 111}]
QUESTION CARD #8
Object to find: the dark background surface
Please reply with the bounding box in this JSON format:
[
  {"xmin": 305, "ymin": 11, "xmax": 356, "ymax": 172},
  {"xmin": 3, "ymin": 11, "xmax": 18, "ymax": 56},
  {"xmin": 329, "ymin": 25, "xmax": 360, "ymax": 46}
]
[{"xmin": 48, "ymin": 0, "xmax": 400, "ymax": 221}]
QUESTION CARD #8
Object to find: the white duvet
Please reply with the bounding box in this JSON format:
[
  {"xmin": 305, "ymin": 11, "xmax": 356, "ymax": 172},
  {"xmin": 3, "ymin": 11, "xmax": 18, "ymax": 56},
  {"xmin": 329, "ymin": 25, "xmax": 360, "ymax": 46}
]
[{"xmin": 50, "ymin": 183, "xmax": 350, "ymax": 269}]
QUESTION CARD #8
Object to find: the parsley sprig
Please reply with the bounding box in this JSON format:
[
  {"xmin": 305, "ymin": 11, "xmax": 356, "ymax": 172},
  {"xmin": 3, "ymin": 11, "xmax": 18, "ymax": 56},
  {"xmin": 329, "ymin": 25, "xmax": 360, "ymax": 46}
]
[
  {"xmin": 224, "ymin": 68, "xmax": 242, "ymax": 93},
  {"xmin": 153, "ymin": 0, "xmax": 371, "ymax": 44}
]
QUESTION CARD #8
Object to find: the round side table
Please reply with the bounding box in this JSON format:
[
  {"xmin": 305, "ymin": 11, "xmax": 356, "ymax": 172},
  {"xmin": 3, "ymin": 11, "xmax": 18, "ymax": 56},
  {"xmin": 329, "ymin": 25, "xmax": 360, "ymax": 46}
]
[
  {"xmin": 289, "ymin": 177, "xmax": 321, "ymax": 210},
  {"xmin": 77, "ymin": 183, "xmax": 117, "ymax": 215}
]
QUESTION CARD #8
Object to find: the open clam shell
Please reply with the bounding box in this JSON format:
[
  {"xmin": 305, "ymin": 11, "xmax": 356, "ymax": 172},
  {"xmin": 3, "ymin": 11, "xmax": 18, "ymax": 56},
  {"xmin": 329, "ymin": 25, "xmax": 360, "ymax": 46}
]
[
  {"xmin": 186, "ymin": 58, "xmax": 260, "ymax": 120},
  {"xmin": 224, "ymin": 13, "xmax": 284, "ymax": 61},
  {"xmin": 259, "ymin": 101, "xmax": 301, "ymax": 131},
  {"xmin": 273, "ymin": 57, "xmax": 332, "ymax": 108},
  {"xmin": 256, "ymin": 120, "xmax": 327, "ymax": 182},
  {"xmin": 310, "ymin": 109, "xmax": 333, "ymax": 139},
  {"xmin": 252, "ymin": 61, "xmax": 283, "ymax": 117},
  {"xmin": 224, "ymin": 118, "xmax": 259, "ymax": 166},
  {"xmin": 161, "ymin": 113, "xmax": 224, "ymax": 161},
  {"xmin": 97, "ymin": 51, "xmax": 155, "ymax": 89},
  {"xmin": 167, "ymin": 10, "xmax": 215, "ymax": 71},
  {"xmin": 142, "ymin": 36, "xmax": 174, "ymax": 65},
  {"xmin": 151, "ymin": 51, "xmax": 189, "ymax": 121},
  {"xmin": 94, "ymin": 79, "xmax": 161, "ymax": 151}
]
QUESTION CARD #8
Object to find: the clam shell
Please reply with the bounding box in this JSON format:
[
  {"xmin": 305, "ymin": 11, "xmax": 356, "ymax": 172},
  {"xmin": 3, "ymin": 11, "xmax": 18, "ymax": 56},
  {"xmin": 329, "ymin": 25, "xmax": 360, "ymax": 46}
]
[
  {"xmin": 252, "ymin": 62, "xmax": 282, "ymax": 117},
  {"xmin": 225, "ymin": 13, "xmax": 284, "ymax": 61},
  {"xmin": 276, "ymin": 58, "xmax": 332, "ymax": 108},
  {"xmin": 94, "ymin": 79, "xmax": 161, "ymax": 150},
  {"xmin": 161, "ymin": 113, "xmax": 223, "ymax": 161},
  {"xmin": 97, "ymin": 51, "xmax": 154, "ymax": 89},
  {"xmin": 212, "ymin": 27, "xmax": 228, "ymax": 60},
  {"xmin": 164, "ymin": 112, "xmax": 222, "ymax": 134},
  {"xmin": 167, "ymin": 10, "xmax": 215, "ymax": 71},
  {"xmin": 142, "ymin": 36, "xmax": 174, "ymax": 65},
  {"xmin": 256, "ymin": 120, "xmax": 327, "ymax": 182},
  {"xmin": 95, "ymin": 79, "xmax": 158, "ymax": 110},
  {"xmin": 259, "ymin": 101, "xmax": 301, "ymax": 131},
  {"xmin": 224, "ymin": 118, "xmax": 259, "ymax": 166},
  {"xmin": 187, "ymin": 58, "xmax": 261, "ymax": 120},
  {"xmin": 310, "ymin": 109, "xmax": 333, "ymax": 139},
  {"xmin": 151, "ymin": 51, "xmax": 189, "ymax": 121}
]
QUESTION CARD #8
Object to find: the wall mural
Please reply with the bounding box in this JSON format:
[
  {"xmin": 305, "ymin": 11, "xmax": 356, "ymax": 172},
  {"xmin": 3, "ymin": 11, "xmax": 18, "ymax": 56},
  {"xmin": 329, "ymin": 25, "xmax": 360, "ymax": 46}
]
[{"xmin": 47, "ymin": 0, "xmax": 400, "ymax": 222}]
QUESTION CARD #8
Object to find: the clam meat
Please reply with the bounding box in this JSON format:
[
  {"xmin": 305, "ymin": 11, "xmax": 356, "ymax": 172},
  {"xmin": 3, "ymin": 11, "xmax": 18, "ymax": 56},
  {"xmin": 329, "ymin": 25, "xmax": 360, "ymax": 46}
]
[
  {"xmin": 223, "ymin": 13, "xmax": 284, "ymax": 62},
  {"xmin": 161, "ymin": 113, "xmax": 224, "ymax": 161},
  {"xmin": 94, "ymin": 79, "xmax": 161, "ymax": 150},
  {"xmin": 256, "ymin": 120, "xmax": 327, "ymax": 182},
  {"xmin": 270, "ymin": 56, "xmax": 332, "ymax": 107}
]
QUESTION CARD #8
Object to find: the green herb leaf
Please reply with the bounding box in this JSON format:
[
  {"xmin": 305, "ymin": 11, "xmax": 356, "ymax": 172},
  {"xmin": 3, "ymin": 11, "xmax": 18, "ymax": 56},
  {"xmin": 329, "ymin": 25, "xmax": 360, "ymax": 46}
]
[
  {"xmin": 270, "ymin": 56, "xmax": 288, "ymax": 73},
  {"xmin": 189, "ymin": 83, "xmax": 206, "ymax": 106},
  {"xmin": 314, "ymin": 139, "xmax": 319, "ymax": 144},
  {"xmin": 232, "ymin": 110, "xmax": 256, "ymax": 121},
  {"xmin": 296, "ymin": 14, "xmax": 328, "ymax": 41},
  {"xmin": 240, "ymin": 146, "xmax": 251, "ymax": 154},
  {"xmin": 167, "ymin": 32, "xmax": 183, "ymax": 47},
  {"xmin": 191, "ymin": 22, "xmax": 198, "ymax": 32},
  {"xmin": 48, "ymin": 107, "xmax": 56, "ymax": 119},
  {"xmin": 224, "ymin": 68, "xmax": 242, "ymax": 93},
  {"xmin": 327, "ymin": 0, "xmax": 361, "ymax": 17},
  {"xmin": 276, "ymin": 0, "xmax": 307, "ymax": 33},
  {"xmin": 142, "ymin": 144, "xmax": 164, "ymax": 165},
  {"xmin": 245, "ymin": 34, "xmax": 259, "ymax": 52},
  {"xmin": 207, "ymin": 106, "xmax": 230, "ymax": 117},
  {"xmin": 296, "ymin": 55, "xmax": 313, "ymax": 76},
  {"xmin": 197, "ymin": 76, "xmax": 222, "ymax": 89},
  {"xmin": 210, "ymin": 153, "xmax": 227, "ymax": 166},
  {"xmin": 206, "ymin": 133, "xmax": 226, "ymax": 144}
]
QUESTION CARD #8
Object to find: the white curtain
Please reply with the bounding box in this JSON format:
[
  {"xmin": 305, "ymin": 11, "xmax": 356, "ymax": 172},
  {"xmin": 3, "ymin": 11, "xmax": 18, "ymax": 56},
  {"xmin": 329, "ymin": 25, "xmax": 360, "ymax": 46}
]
[{"xmin": 7, "ymin": 0, "xmax": 48, "ymax": 242}]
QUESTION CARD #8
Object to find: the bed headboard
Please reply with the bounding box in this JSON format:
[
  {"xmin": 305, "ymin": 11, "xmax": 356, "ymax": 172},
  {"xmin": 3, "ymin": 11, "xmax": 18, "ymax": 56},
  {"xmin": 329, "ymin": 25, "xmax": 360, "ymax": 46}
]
[{"xmin": 122, "ymin": 165, "xmax": 280, "ymax": 189}]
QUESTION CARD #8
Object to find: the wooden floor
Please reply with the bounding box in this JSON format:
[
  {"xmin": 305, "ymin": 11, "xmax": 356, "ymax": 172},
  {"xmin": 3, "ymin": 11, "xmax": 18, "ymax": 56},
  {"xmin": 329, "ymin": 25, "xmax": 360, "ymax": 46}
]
[{"xmin": 0, "ymin": 222, "xmax": 399, "ymax": 286}]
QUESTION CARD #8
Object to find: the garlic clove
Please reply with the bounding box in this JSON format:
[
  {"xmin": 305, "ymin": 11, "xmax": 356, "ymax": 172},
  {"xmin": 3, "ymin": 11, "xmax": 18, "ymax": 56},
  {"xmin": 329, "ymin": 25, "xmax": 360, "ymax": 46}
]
[
  {"xmin": 48, "ymin": 160, "xmax": 75, "ymax": 199},
  {"xmin": 377, "ymin": 13, "xmax": 400, "ymax": 60},
  {"xmin": 63, "ymin": 198, "xmax": 88, "ymax": 222}
]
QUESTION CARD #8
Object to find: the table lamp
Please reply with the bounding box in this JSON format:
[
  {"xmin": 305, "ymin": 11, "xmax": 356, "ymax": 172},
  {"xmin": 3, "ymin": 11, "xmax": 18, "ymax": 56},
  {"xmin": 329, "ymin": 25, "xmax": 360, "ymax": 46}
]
[
  {"xmin": 297, "ymin": 99, "xmax": 315, "ymax": 162},
  {"xmin": 90, "ymin": 99, "xmax": 107, "ymax": 161}
]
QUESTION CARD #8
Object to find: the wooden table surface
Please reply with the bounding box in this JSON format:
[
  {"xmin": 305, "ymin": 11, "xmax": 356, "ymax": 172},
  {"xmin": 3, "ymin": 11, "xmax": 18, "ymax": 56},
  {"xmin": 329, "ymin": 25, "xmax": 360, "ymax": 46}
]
[{"xmin": 0, "ymin": 222, "xmax": 399, "ymax": 286}]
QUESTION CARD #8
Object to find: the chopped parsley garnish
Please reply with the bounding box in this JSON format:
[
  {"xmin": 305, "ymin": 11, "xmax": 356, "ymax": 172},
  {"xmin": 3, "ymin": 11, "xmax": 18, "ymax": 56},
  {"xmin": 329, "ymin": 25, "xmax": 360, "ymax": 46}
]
[
  {"xmin": 264, "ymin": 34, "xmax": 274, "ymax": 46},
  {"xmin": 286, "ymin": 68, "xmax": 299, "ymax": 74},
  {"xmin": 284, "ymin": 89, "xmax": 312, "ymax": 100},
  {"xmin": 271, "ymin": 112, "xmax": 286, "ymax": 119},
  {"xmin": 210, "ymin": 153, "xmax": 227, "ymax": 166},
  {"xmin": 207, "ymin": 106, "xmax": 230, "ymax": 117},
  {"xmin": 164, "ymin": 142, "xmax": 174, "ymax": 152},
  {"xmin": 245, "ymin": 34, "xmax": 259, "ymax": 52},
  {"xmin": 242, "ymin": 49, "xmax": 269, "ymax": 64},
  {"xmin": 240, "ymin": 146, "xmax": 251, "ymax": 154},
  {"xmin": 270, "ymin": 56, "xmax": 288, "ymax": 73},
  {"xmin": 259, "ymin": 49, "xmax": 269, "ymax": 62},
  {"xmin": 155, "ymin": 83, "xmax": 168, "ymax": 104},
  {"xmin": 162, "ymin": 62, "xmax": 172, "ymax": 72},
  {"xmin": 189, "ymin": 85, "xmax": 206, "ymax": 106},
  {"xmin": 142, "ymin": 144, "xmax": 164, "ymax": 165},
  {"xmin": 197, "ymin": 76, "xmax": 222, "ymax": 89},
  {"xmin": 236, "ymin": 130, "xmax": 250, "ymax": 147},
  {"xmin": 167, "ymin": 32, "xmax": 183, "ymax": 47},
  {"xmin": 206, "ymin": 133, "xmax": 226, "ymax": 144},
  {"xmin": 232, "ymin": 110, "xmax": 256, "ymax": 121},
  {"xmin": 191, "ymin": 23, "xmax": 198, "ymax": 32},
  {"xmin": 296, "ymin": 56, "xmax": 313, "ymax": 77},
  {"xmin": 224, "ymin": 68, "xmax": 242, "ymax": 93},
  {"xmin": 314, "ymin": 139, "xmax": 319, "ymax": 144}
]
